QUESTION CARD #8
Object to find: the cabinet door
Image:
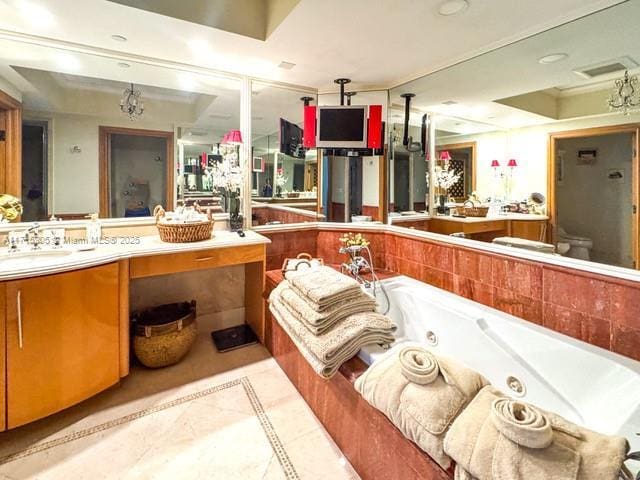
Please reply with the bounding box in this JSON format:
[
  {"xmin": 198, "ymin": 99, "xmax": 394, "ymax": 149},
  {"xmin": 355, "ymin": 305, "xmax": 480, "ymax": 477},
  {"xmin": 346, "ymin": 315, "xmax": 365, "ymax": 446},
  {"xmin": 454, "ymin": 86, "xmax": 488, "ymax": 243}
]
[
  {"xmin": 511, "ymin": 220, "xmax": 546, "ymax": 242},
  {"xmin": 6, "ymin": 263, "xmax": 120, "ymax": 428}
]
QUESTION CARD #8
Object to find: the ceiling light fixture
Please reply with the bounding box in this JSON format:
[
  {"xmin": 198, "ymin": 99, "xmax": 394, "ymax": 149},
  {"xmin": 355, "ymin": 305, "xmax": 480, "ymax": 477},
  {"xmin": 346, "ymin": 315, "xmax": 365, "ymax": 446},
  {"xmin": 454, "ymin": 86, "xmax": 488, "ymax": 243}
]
[
  {"xmin": 608, "ymin": 70, "xmax": 640, "ymax": 115},
  {"xmin": 117, "ymin": 62, "xmax": 131, "ymax": 68},
  {"xmin": 120, "ymin": 83, "xmax": 144, "ymax": 120},
  {"xmin": 538, "ymin": 53, "xmax": 568, "ymax": 65},
  {"xmin": 277, "ymin": 61, "xmax": 296, "ymax": 70},
  {"xmin": 438, "ymin": 0, "xmax": 469, "ymax": 16},
  {"xmin": 111, "ymin": 35, "xmax": 127, "ymax": 42}
]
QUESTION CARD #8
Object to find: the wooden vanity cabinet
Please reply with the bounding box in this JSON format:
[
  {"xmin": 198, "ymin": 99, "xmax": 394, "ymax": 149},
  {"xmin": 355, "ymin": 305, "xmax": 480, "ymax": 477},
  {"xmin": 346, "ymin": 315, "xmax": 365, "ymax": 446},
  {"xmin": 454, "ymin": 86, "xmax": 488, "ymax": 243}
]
[
  {"xmin": 510, "ymin": 220, "xmax": 547, "ymax": 242},
  {"xmin": 4, "ymin": 263, "xmax": 120, "ymax": 429}
]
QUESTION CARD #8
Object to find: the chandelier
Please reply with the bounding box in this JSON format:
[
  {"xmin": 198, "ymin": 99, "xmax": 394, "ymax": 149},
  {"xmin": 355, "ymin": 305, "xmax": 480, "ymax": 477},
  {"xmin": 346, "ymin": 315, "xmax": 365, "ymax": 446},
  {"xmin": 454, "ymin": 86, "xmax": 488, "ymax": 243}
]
[
  {"xmin": 608, "ymin": 70, "xmax": 640, "ymax": 115},
  {"xmin": 120, "ymin": 83, "xmax": 144, "ymax": 120}
]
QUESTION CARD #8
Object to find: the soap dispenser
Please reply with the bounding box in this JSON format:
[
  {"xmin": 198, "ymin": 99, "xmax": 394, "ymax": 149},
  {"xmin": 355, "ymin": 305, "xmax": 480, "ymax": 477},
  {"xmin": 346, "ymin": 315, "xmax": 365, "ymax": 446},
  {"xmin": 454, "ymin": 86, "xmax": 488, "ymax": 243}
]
[{"xmin": 85, "ymin": 213, "xmax": 102, "ymax": 244}]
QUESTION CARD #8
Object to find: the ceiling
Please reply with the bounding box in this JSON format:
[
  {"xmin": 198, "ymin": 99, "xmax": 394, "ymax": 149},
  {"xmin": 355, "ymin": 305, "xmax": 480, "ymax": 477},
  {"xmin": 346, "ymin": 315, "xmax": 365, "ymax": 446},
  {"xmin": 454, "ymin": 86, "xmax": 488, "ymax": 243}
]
[
  {"xmin": 0, "ymin": 0, "xmax": 625, "ymax": 91},
  {"xmin": 389, "ymin": 1, "xmax": 640, "ymax": 129}
]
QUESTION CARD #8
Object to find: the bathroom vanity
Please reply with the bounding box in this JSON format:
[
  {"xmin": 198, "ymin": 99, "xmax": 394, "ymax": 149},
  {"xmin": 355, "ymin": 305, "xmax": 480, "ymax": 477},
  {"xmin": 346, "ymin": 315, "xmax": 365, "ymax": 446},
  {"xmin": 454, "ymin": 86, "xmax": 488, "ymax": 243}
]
[
  {"xmin": 0, "ymin": 231, "xmax": 269, "ymax": 430},
  {"xmin": 390, "ymin": 213, "xmax": 548, "ymax": 242}
]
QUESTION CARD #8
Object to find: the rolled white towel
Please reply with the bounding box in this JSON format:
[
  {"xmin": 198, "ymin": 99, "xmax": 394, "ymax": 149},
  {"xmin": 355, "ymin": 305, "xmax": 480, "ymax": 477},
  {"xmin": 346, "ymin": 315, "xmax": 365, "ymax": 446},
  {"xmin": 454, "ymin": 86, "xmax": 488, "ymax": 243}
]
[{"xmin": 398, "ymin": 346, "xmax": 440, "ymax": 385}]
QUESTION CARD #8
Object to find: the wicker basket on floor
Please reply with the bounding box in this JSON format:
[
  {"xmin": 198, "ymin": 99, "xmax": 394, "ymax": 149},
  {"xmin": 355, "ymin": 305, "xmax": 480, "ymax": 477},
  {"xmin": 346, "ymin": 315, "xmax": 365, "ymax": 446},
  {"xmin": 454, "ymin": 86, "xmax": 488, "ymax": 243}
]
[
  {"xmin": 132, "ymin": 301, "xmax": 197, "ymax": 368},
  {"xmin": 154, "ymin": 205, "xmax": 213, "ymax": 243}
]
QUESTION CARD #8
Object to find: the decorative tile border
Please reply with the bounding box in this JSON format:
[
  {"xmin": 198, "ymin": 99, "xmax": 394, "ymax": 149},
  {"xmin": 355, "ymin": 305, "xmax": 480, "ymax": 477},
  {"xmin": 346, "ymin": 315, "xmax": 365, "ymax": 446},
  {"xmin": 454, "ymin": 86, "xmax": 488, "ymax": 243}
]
[{"xmin": 0, "ymin": 376, "xmax": 300, "ymax": 480}]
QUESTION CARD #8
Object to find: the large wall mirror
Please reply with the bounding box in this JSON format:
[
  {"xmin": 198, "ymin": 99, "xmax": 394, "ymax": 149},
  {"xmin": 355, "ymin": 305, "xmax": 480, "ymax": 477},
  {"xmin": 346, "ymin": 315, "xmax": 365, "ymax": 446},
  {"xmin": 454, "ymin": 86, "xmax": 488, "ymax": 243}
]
[
  {"xmin": 388, "ymin": 1, "xmax": 640, "ymax": 271},
  {"xmin": 251, "ymin": 82, "xmax": 320, "ymax": 226},
  {"xmin": 319, "ymin": 90, "xmax": 388, "ymax": 223},
  {"xmin": 0, "ymin": 38, "xmax": 241, "ymax": 222}
]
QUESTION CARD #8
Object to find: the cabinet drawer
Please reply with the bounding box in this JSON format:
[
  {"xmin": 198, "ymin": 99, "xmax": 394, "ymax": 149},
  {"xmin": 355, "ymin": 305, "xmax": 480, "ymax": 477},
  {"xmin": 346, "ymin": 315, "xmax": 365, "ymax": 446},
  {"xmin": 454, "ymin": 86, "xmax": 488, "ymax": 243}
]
[
  {"xmin": 463, "ymin": 220, "xmax": 507, "ymax": 234},
  {"xmin": 130, "ymin": 244, "xmax": 265, "ymax": 278}
]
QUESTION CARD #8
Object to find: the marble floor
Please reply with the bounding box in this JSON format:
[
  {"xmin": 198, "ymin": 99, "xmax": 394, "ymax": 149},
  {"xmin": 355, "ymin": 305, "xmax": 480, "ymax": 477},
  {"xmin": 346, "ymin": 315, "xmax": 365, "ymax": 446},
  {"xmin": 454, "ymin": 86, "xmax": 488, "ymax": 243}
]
[{"xmin": 0, "ymin": 329, "xmax": 360, "ymax": 480}]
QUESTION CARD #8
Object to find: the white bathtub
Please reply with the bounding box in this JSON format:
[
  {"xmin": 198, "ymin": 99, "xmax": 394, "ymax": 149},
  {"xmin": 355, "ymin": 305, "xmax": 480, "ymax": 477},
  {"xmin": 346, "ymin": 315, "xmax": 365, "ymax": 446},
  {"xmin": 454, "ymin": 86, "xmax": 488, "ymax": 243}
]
[{"xmin": 361, "ymin": 275, "xmax": 640, "ymax": 459}]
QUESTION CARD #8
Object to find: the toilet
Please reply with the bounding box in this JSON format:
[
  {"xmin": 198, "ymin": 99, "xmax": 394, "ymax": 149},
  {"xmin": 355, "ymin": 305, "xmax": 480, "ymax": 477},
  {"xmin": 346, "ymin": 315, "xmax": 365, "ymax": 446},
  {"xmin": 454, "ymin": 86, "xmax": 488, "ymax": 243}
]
[{"xmin": 556, "ymin": 226, "xmax": 593, "ymax": 261}]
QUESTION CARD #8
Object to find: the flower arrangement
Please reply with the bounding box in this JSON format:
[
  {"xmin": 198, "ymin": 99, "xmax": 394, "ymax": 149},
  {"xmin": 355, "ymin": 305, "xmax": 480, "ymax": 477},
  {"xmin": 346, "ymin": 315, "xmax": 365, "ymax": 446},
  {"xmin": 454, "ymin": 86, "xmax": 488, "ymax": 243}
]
[
  {"xmin": 210, "ymin": 145, "xmax": 243, "ymax": 195},
  {"xmin": 274, "ymin": 168, "xmax": 288, "ymax": 188},
  {"xmin": 426, "ymin": 163, "xmax": 461, "ymax": 192},
  {"xmin": 339, "ymin": 232, "xmax": 370, "ymax": 248}
]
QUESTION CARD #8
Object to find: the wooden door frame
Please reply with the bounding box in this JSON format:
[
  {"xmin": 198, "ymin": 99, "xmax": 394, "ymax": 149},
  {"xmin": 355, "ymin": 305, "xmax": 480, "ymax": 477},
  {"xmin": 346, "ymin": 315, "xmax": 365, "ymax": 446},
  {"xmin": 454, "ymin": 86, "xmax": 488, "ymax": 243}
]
[
  {"xmin": 99, "ymin": 126, "xmax": 174, "ymax": 218},
  {"xmin": 0, "ymin": 89, "xmax": 22, "ymax": 197},
  {"xmin": 436, "ymin": 141, "xmax": 477, "ymax": 196},
  {"xmin": 548, "ymin": 124, "xmax": 640, "ymax": 268}
]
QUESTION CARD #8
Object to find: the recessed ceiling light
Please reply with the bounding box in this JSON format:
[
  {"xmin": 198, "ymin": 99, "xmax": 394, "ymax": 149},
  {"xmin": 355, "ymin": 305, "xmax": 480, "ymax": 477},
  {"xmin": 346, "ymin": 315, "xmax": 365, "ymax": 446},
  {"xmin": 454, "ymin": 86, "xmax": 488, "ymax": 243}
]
[
  {"xmin": 538, "ymin": 53, "xmax": 569, "ymax": 64},
  {"xmin": 117, "ymin": 62, "xmax": 131, "ymax": 68},
  {"xmin": 438, "ymin": 0, "xmax": 469, "ymax": 16},
  {"xmin": 111, "ymin": 35, "xmax": 127, "ymax": 42},
  {"xmin": 277, "ymin": 61, "xmax": 296, "ymax": 70},
  {"xmin": 442, "ymin": 100, "xmax": 458, "ymax": 105}
]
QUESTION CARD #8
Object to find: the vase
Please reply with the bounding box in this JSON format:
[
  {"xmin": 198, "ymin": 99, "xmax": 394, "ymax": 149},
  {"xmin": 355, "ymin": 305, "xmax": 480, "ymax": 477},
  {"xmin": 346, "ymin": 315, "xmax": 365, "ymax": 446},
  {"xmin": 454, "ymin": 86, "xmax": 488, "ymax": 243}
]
[
  {"xmin": 225, "ymin": 193, "xmax": 243, "ymax": 231},
  {"xmin": 437, "ymin": 194, "xmax": 447, "ymax": 214}
]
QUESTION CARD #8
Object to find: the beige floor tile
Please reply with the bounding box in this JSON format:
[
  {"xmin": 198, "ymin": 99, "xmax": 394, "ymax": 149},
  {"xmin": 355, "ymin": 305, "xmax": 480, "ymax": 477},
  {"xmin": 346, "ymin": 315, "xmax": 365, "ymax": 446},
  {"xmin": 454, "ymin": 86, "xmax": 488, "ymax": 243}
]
[{"xmin": 0, "ymin": 328, "xmax": 359, "ymax": 480}]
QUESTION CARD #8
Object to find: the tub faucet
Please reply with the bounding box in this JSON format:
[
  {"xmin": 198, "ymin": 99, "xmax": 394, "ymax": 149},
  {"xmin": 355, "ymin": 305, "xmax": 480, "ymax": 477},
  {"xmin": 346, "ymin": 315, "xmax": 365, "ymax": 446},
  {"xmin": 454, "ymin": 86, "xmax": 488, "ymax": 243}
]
[{"xmin": 340, "ymin": 245, "xmax": 373, "ymax": 288}]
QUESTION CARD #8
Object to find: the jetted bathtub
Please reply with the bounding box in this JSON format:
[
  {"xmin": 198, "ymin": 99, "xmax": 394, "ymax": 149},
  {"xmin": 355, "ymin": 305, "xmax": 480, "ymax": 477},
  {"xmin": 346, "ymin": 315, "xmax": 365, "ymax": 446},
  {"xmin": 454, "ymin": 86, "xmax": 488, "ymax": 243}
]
[{"xmin": 360, "ymin": 275, "xmax": 640, "ymax": 460}]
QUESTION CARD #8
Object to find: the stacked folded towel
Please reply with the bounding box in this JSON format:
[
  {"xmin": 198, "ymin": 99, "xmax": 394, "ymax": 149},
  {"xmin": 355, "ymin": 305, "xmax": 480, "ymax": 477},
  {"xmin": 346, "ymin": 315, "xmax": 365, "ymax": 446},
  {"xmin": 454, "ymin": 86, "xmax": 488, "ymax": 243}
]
[
  {"xmin": 443, "ymin": 385, "xmax": 629, "ymax": 480},
  {"xmin": 354, "ymin": 344, "xmax": 487, "ymax": 469},
  {"xmin": 269, "ymin": 266, "xmax": 396, "ymax": 378}
]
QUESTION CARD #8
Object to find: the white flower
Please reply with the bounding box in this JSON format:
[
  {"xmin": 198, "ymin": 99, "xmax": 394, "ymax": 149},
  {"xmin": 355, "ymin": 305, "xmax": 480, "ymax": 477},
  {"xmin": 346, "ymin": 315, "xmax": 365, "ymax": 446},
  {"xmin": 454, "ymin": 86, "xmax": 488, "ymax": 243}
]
[
  {"xmin": 210, "ymin": 150, "xmax": 244, "ymax": 193},
  {"xmin": 426, "ymin": 163, "xmax": 461, "ymax": 191}
]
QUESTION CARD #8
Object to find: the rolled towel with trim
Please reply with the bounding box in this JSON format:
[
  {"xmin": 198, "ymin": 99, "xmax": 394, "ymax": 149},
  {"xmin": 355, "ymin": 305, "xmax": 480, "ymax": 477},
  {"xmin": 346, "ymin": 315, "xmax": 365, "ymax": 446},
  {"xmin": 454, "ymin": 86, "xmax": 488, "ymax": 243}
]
[
  {"xmin": 491, "ymin": 397, "xmax": 553, "ymax": 449},
  {"xmin": 355, "ymin": 343, "xmax": 487, "ymax": 470},
  {"xmin": 443, "ymin": 385, "xmax": 629, "ymax": 480},
  {"xmin": 399, "ymin": 346, "xmax": 440, "ymax": 385}
]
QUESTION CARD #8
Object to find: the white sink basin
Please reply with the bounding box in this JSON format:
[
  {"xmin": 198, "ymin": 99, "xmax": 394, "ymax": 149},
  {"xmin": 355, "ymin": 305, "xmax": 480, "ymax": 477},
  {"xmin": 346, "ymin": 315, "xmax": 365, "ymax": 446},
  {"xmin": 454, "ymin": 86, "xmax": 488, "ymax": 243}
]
[{"xmin": 0, "ymin": 249, "xmax": 74, "ymax": 267}]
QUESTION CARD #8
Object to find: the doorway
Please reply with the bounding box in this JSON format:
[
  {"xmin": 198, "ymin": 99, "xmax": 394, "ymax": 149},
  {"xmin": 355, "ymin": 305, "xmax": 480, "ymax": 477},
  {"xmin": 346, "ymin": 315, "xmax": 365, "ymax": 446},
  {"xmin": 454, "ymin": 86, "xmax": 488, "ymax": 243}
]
[
  {"xmin": 436, "ymin": 142, "xmax": 476, "ymax": 202},
  {"xmin": 0, "ymin": 89, "xmax": 22, "ymax": 198},
  {"xmin": 550, "ymin": 125, "xmax": 639, "ymax": 269},
  {"xmin": 393, "ymin": 151, "xmax": 410, "ymax": 212},
  {"xmin": 99, "ymin": 126, "xmax": 174, "ymax": 218},
  {"xmin": 21, "ymin": 122, "xmax": 48, "ymax": 221}
]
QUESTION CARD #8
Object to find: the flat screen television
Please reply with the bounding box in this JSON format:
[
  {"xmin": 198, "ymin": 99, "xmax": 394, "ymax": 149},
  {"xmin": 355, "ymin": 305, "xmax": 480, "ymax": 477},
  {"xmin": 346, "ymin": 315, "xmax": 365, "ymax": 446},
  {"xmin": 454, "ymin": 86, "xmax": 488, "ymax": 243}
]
[
  {"xmin": 316, "ymin": 105, "xmax": 367, "ymax": 149},
  {"xmin": 279, "ymin": 118, "xmax": 305, "ymax": 159}
]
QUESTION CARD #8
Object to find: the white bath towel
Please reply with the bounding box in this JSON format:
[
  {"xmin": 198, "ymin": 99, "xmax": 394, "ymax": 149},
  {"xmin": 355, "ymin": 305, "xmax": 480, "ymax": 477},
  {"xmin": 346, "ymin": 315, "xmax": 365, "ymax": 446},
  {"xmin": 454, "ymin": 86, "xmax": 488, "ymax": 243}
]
[
  {"xmin": 443, "ymin": 385, "xmax": 629, "ymax": 480},
  {"xmin": 269, "ymin": 283, "xmax": 396, "ymax": 379},
  {"xmin": 354, "ymin": 343, "xmax": 487, "ymax": 469},
  {"xmin": 285, "ymin": 266, "xmax": 363, "ymax": 311},
  {"xmin": 279, "ymin": 284, "xmax": 377, "ymax": 335}
]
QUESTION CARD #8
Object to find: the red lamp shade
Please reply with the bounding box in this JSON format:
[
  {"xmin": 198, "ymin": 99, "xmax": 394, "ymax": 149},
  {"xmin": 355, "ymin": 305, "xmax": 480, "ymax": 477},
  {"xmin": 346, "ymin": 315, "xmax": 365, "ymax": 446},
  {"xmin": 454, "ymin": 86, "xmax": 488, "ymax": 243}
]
[
  {"xmin": 226, "ymin": 129, "xmax": 243, "ymax": 145},
  {"xmin": 507, "ymin": 158, "xmax": 518, "ymax": 168},
  {"xmin": 490, "ymin": 159, "xmax": 500, "ymax": 168},
  {"xmin": 222, "ymin": 132, "xmax": 230, "ymax": 144},
  {"xmin": 439, "ymin": 150, "xmax": 452, "ymax": 162}
]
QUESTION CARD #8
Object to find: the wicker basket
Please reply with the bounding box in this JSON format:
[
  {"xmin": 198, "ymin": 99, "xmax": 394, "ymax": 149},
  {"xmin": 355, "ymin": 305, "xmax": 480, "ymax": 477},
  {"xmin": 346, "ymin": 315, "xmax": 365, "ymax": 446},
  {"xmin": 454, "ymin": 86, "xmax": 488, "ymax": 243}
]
[
  {"xmin": 154, "ymin": 205, "xmax": 213, "ymax": 243},
  {"xmin": 456, "ymin": 200, "xmax": 489, "ymax": 218},
  {"xmin": 282, "ymin": 252, "xmax": 324, "ymax": 275},
  {"xmin": 132, "ymin": 301, "xmax": 197, "ymax": 368}
]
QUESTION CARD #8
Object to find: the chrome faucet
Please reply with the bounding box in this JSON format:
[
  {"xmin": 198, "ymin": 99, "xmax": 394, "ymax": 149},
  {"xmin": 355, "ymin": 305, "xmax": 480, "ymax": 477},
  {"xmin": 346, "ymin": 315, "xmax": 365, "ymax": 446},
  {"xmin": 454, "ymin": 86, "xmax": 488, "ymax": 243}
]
[
  {"xmin": 340, "ymin": 245, "xmax": 374, "ymax": 288},
  {"xmin": 25, "ymin": 223, "xmax": 43, "ymax": 250}
]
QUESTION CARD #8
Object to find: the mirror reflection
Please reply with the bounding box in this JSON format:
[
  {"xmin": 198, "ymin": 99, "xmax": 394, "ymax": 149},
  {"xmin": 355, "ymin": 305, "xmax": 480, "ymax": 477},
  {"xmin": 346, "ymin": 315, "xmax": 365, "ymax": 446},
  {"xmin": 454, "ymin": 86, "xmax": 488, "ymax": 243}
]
[
  {"xmin": 251, "ymin": 83, "xmax": 320, "ymax": 226},
  {"xmin": 319, "ymin": 90, "xmax": 387, "ymax": 224},
  {"xmin": 0, "ymin": 38, "xmax": 240, "ymax": 221},
  {"xmin": 388, "ymin": 1, "xmax": 640, "ymax": 270}
]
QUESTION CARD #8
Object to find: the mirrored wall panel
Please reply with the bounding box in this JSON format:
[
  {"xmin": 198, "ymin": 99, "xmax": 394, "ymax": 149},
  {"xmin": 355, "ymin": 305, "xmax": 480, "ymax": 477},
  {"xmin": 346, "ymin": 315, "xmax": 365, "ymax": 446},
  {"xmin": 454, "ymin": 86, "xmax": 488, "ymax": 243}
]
[
  {"xmin": 388, "ymin": 1, "xmax": 640, "ymax": 270},
  {"xmin": 251, "ymin": 82, "xmax": 319, "ymax": 226},
  {"xmin": 0, "ymin": 38, "xmax": 240, "ymax": 221},
  {"xmin": 318, "ymin": 90, "xmax": 388, "ymax": 224}
]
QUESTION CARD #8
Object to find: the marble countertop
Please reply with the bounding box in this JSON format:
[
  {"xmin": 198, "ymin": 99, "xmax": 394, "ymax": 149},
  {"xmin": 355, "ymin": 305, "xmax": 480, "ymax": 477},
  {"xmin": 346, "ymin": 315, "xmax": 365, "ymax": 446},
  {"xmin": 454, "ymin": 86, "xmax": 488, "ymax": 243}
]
[
  {"xmin": 433, "ymin": 213, "xmax": 548, "ymax": 223},
  {"xmin": 0, "ymin": 230, "xmax": 270, "ymax": 281},
  {"xmin": 389, "ymin": 213, "xmax": 548, "ymax": 223}
]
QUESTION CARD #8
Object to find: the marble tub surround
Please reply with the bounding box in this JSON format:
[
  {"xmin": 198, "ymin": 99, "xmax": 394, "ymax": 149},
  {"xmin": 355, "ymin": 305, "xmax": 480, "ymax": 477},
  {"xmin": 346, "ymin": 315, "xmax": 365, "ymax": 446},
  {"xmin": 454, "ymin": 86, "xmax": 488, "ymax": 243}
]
[
  {"xmin": 0, "ymin": 330, "xmax": 359, "ymax": 480},
  {"xmin": 252, "ymin": 203, "xmax": 322, "ymax": 226},
  {"xmin": 0, "ymin": 230, "xmax": 270, "ymax": 281},
  {"xmin": 257, "ymin": 223, "xmax": 640, "ymax": 363},
  {"xmin": 265, "ymin": 305, "xmax": 450, "ymax": 480}
]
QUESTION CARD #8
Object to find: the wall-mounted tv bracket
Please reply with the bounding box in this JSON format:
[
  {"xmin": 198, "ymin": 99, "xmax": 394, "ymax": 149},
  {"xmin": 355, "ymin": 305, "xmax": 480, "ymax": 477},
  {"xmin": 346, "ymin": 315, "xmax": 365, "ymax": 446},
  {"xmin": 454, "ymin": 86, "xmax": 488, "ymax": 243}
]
[
  {"xmin": 334, "ymin": 78, "xmax": 351, "ymax": 106},
  {"xmin": 400, "ymin": 93, "xmax": 415, "ymax": 147},
  {"xmin": 300, "ymin": 96, "xmax": 314, "ymax": 106}
]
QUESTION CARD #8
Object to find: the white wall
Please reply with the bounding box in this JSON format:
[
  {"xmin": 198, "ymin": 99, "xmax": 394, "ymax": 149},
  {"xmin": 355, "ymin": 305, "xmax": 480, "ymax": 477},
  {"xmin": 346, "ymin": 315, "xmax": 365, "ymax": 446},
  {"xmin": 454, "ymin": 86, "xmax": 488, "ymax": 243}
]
[
  {"xmin": 557, "ymin": 133, "xmax": 633, "ymax": 268},
  {"xmin": 25, "ymin": 111, "xmax": 177, "ymax": 214},
  {"xmin": 0, "ymin": 74, "xmax": 21, "ymax": 102},
  {"xmin": 362, "ymin": 156, "xmax": 379, "ymax": 207}
]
